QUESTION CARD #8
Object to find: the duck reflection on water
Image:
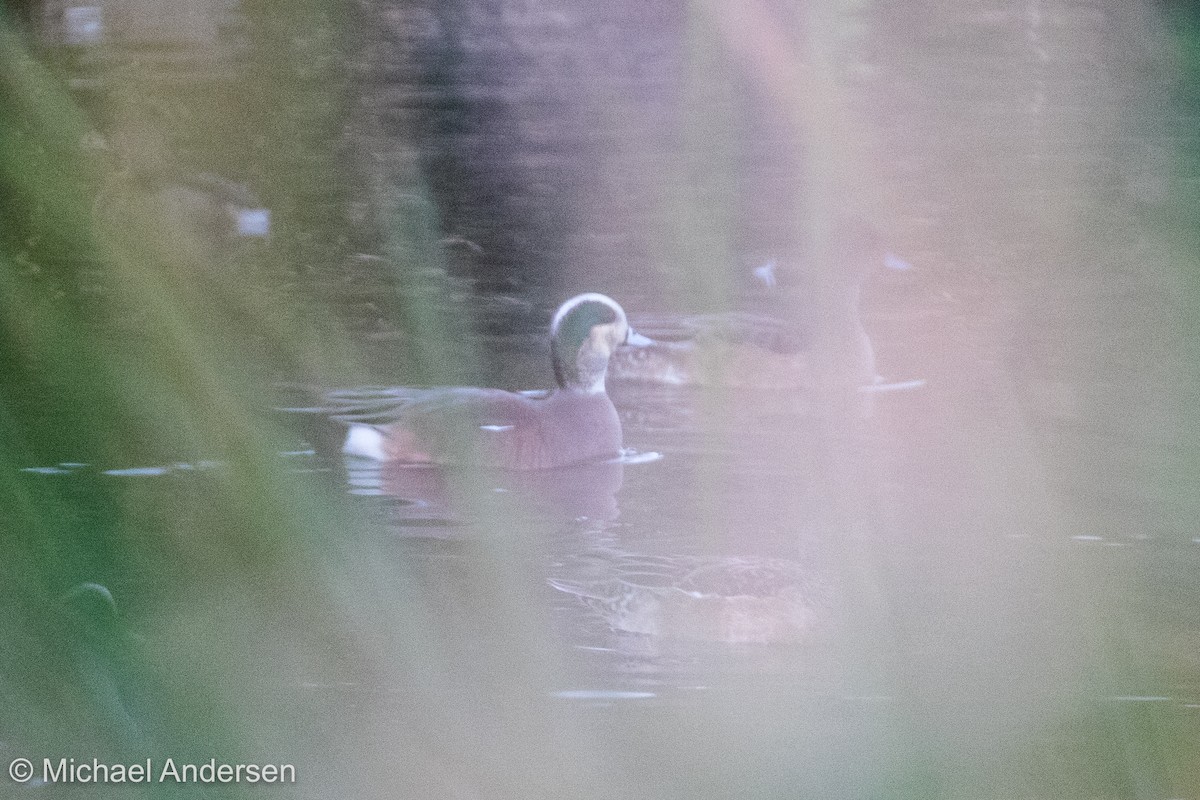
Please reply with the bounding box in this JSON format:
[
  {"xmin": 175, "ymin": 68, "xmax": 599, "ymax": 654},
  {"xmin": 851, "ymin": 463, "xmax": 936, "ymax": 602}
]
[{"xmin": 346, "ymin": 457, "xmax": 628, "ymax": 526}]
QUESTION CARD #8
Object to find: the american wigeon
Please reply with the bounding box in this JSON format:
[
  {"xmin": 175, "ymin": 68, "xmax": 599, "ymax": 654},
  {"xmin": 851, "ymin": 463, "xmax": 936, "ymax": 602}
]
[
  {"xmin": 309, "ymin": 293, "xmax": 646, "ymax": 470},
  {"xmin": 549, "ymin": 551, "xmax": 833, "ymax": 644}
]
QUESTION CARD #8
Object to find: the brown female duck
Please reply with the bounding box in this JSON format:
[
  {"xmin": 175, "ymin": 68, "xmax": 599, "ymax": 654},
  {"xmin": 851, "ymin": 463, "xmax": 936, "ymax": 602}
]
[{"xmin": 609, "ymin": 218, "xmax": 913, "ymax": 393}]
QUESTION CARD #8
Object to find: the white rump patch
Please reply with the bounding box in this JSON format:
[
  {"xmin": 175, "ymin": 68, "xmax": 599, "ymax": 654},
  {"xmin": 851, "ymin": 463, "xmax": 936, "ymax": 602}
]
[
  {"xmin": 480, "ymin": 424, "xmax": 515, "ymax": 432},
  {"xmin": 342, "ymin": 424, "xmax": 388, "ymax": 460}
]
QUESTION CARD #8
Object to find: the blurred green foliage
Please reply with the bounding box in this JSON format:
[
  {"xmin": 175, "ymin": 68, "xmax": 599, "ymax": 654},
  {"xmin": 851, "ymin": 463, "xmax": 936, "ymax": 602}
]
[{"xmin": 0, "ymin": 11, "xmax": 356, "ymax": 790}]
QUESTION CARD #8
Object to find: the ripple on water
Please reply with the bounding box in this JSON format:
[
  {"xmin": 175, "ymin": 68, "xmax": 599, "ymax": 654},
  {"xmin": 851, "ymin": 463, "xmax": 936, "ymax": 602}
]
[
  {"xmin": 550, "ymin": 689, "xmax": 657, "ymax": 701},
  {"xmin": 615, "ymin": 449, "xmax": 664, "ymax": 465}
]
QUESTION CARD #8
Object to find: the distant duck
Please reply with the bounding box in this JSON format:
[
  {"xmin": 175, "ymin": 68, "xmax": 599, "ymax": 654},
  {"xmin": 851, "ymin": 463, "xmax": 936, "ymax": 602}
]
[
  {"xmin": 549, "ymin": 551, "xmax": 833, "ymax": 644},
  {"xmin": 610, "ymin": 218, "xmax": 913, "ymax": 392},
  {"xmin": 292, "ymin": 294, "xmax": 649, "ymax": 470},
  {"xmin": 607, "ymin": 309, "xmax": 819, "ymax": 389},
  {"xmin": 96, "ymin": 162, "xmax": 270, "ymax": 268},
  {"xmin": 149, "ymin": 172, "xmax": 270, "ymax": 262}
]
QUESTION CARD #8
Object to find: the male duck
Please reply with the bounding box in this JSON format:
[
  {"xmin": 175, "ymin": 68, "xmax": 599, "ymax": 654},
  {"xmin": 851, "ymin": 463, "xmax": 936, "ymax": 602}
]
[{"xmin": 314, "ymin": 293, "xmax": 648, "ymax": 470}]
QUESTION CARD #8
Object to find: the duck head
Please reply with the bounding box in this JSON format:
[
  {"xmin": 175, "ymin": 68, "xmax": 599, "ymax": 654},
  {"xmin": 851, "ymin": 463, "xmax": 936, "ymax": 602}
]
[{"xmin": 550, "ymin": 293, "xmax": 647, "ymax": 392}]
